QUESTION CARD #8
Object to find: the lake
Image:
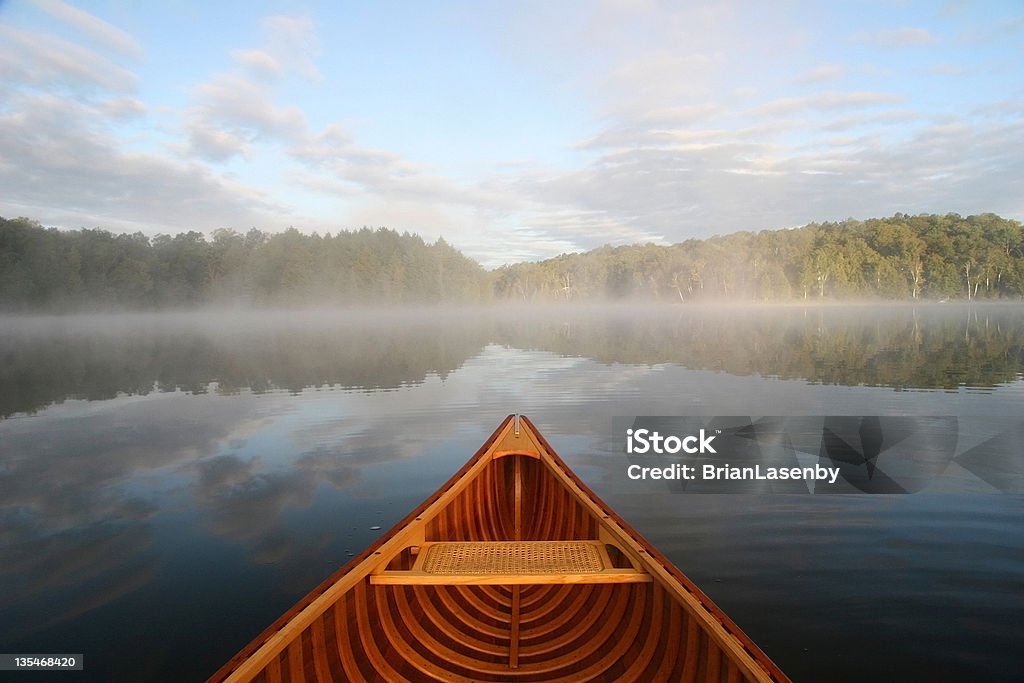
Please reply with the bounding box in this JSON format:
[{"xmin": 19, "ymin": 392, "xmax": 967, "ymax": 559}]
[{"xmin": 1, "ymin": 304, "xmax": 1022, "ymax": 682}]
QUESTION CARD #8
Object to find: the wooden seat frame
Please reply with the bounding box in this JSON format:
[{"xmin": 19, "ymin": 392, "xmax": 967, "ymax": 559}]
[{"xmin": 371, "ymin": 540, "xmax": 652, "ymax": 585}]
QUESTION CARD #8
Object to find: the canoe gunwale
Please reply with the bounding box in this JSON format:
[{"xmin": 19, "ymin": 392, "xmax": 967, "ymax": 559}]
[{"xmin": 208, "ymin": 414, "xmax": 791, "ymax": 683}]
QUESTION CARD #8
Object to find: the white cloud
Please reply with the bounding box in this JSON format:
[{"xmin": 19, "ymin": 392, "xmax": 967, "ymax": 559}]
[
  {"xmin": 231, "ymin": 49, "xmax": 284, "ymax": 80},
  {"xmin": 184, "ymin": 123, "xmax": 250, "ymax": 162},
  {"xmin": 0, "ymin": 93, "xmax": 296, "ymax": 233},
  {"xmin": 191, "ymin": 73, "xmax": 306, "ymax": 141},
  {"xmin": 180, "ymin": 15, "xmax": 322, "ymax": 162},
  {"xmin": 604, "ymin": 51, "xmax": 721, "ymax": 110},
  {"xmin": 100, "ymin": 97, "xmax": 147, "ymax": 120},
  {"xmin": 0, "ymin": 24, "xmax": 136, "ymax": 93},
  {"xmin": 754, "ymin": 91, "xmax": 902, "ymax": 116},
  {"xmin": 33, "ymin": 0, "xmax": 142, "ymax": 57},
  {"xmin": 795, "ymin": 63, "xmax": 845, "ymax": 85},
  {"xmin": 261, "ymin": 15, "xmax": 322, "ymax": 82},
  {"xmin": 815, "ymin": 108, "xmax": 922, "ymax": 133},
  {"xmin": 639, "ymin": 104, "xmax": 728, "ymax": 124}
]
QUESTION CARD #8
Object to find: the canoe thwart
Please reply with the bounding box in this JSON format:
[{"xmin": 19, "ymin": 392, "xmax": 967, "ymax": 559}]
[{"xmin": 370, "ymin": 540, "xmax": 652, "ymax": 585}]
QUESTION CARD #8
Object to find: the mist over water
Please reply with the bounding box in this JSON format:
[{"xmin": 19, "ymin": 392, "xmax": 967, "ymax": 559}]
[
  {"xmin": 3, "ymin": 303, "xmax": 1023, "ymax": 418},
  {"xmin": 1, "ymin": 303, "xmax": 1022, "ymax": 681}
]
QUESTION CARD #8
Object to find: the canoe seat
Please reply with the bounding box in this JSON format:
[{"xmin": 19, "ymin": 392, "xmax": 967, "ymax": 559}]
[{"xmin": 371, "ymin": 541, "xmax": 651, "ymax": 585}]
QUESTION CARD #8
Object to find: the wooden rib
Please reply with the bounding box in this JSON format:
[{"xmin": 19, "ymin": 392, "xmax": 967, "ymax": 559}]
[
  {"xmin": 514, "ymin": 454, "xmax": 522, "ymax": 541},
  {"xmin": 581, "ymin": 584, "xmax": 650, "ymax": 680},
  {"xmin": 393, "ymin": 588, "xmax": 506, "ymax": 659},
  {"xmin": 518, "ymin": 588, "xmax": 615, "ymax": 657},
  {"xmin": 509, "ymin": 585, "xmax": 520, "ymax": 669},
  {"xmin": 318, "ymin": 605, "xmax": 345, "ymax": 681},
  {"xmin": 706, "ymin": 629, "xmax": 723, "ymax": 682},
  {"xmin": 427, "ymin": 586, "xmax": 507, "ymax": 630},
  {"xmin": 352, "ymin": 581, "xmax": 410, "ymax": 682},
  {"xmin": 614, "ymin": 584, "xmax": 664, "ymax": 681},
  {"xmin": 309, "ymin": 617, "xmax": 331, "ymax": 683},
  {"xmin": 285, "ymin": 638, "xmax": 302, "ymax": 682},
  {"xmin": 516, "ymin": 583, "xmax": 633, "ymax": 674},
  {"xmin": 518, "ymin": 587, "xmax": 604, "ymax": 647},
  {"xmin": 682, "ymin": 613, "xmax": 700, "ymax": 683},
  {"xmin": 647, "ymin": 584, "xmax": 685, "ymax": 682},
  {"xmin": 455, "ymin": 584, "xmax": 509, "ymax": 620},
  {"xmin": 376, "ymin": 588, "xmax": 478, "ymax": 681},
  {"xmin": 334, "ymin": 595, "xmax": 369, "ymax": 682},
  {"xmin": 263, "ymin": 656, "xmax": 281, "ymax": 683},
  {"xmin": 519, "ymin": 583, "xmax": 645, "ymax": 679}
]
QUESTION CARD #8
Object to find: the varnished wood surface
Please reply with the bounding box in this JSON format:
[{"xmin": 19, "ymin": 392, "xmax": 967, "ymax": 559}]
[{"xmin": 209, "ymin": 415, "xmax": 790, "ymax": 683}]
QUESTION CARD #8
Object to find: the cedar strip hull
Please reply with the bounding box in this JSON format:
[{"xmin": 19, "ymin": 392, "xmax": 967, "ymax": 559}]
[{"xmin": 210, "ymin": 416, "xmax": 790, "ymax": 683}]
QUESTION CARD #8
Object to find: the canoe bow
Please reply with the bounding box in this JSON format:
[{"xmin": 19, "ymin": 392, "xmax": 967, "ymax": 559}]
[{"xmin": 209, "ymin": 415, "xmax": 790, "ymax": 682}]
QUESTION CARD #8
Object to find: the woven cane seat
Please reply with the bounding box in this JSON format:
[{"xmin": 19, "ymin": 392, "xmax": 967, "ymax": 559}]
[{"xmin": 421, "ymin": 541, "xmax": 603, "ymax": 575}]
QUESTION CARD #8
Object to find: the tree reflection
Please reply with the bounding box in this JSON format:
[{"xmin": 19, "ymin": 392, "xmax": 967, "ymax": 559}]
[{"xmin": 1, "ymin": 305, "xmax": 1023, "ymax": 418}]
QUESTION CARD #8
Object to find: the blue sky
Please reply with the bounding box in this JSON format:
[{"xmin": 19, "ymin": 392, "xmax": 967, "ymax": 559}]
[{"xmin": 1, "ymin": 0, "xmax": 1021, "ymax": 266}]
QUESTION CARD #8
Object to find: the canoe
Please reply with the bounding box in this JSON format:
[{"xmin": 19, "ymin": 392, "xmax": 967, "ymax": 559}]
[{"xmin": 209, "ymin": 415, "xmax": 790, "ymax": 682}]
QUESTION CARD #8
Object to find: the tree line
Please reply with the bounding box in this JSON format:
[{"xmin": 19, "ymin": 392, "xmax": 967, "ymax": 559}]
[
  {"xmin": 0, "ymin": 219, "xmax": 489, "ymax": 309},
  {"xmin": 1, "ymin": 212, "xmax": 1023, "ymax": 310},
  {"xmin": 495, "ymin": 213, "xmax": 1024, "ymax": 302}
]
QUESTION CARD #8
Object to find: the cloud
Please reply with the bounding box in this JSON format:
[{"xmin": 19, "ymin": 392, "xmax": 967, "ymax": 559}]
[
  {"xmin": 0, "ymin": 7, "xmax": 312, "ymax": 236},
  {"xmin": 504, "ymin": 95, "xmax": 1024, "ymax": 249},
  {"xmin": 100, "ymin": 97, "xmax": 147, "ymax": 120},
  {"xmin": 604, "ymin": 51, "xmax": 722, "ymax": 111},
  {"xmin": 638, "ymin": 104, "xmax": 729, "ymax": 125},
  {"xmin": 182, "ymin": 16, "xmax": 317, "ymax": 162},
  {"xmin": 0, "ymin": 92, "xmax": 295, "ymax": 233},
  {"xmin": 34, "ymin": 0, "xmax": 143, "ymax": 57},
  {"xmin": 852, "ymin": 27, "xmax": 938, "ymax": 48},
  {"xmin": 184, "ymin": 121, "xmax": 250, "ymax": 162},
  {"xmin": 186, "ymin": 72, "xmax": 307, "ymax": 160},
  {"xmin": 815, "ymin": 108, "xmax": 922, "ymax": 133},
  {"xmin": 231, "ymin": 48, "xmax": 284, "ymax": 80},
  {"xmin": 262, "ymin": 15, "xmax": 322, "ymax": 81},
  {"xmin": 754, "ymin": 91, "xmax": 902, "ymax": 116},
  {"xmin": 795, "ymin": 63, "xmax": 845, "ymax": 85},
  {"xmin": 0, "ymin": 24, "xmax": 136, "ymax": 93},
  {"xmin": 290, "ymin": 123, "xmax": 518, "ymax": 216}
]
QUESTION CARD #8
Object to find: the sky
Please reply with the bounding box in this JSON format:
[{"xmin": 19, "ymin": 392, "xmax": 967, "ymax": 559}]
[{"xmin": 1, "ymin": 0, "xmax": 1022, "ymax": 266}]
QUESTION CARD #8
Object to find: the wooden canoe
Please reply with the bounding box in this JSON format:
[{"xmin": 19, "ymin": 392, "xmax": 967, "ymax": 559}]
[{"xmin": 209, "ymin": 415, "xmax": 790, "ymax": 682}]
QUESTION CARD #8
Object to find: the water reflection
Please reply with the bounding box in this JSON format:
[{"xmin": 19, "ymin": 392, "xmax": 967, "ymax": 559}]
[
  {"xmin": 2, "ymin": 305, "xmax": 1023, "ymax": 418},
  {"xmin": 0, "ymin": 309, "xmax": 494, "ymax": 417},
  {"xmin": 0, "ymin": 393, "xmax": 270, "ymax": 643},
  {"xmin": 0, "ymin": 306, "xmax": 1022, "ymax": 681}
]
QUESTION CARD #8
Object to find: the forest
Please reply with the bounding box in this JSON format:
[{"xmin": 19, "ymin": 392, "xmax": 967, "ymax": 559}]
[{"xmin": 1, "ymin": 212, "xmax": 1023, "ymax": 310}]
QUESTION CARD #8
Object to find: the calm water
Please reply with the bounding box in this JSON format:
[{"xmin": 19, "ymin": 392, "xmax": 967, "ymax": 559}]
[{"xmin": 1, "ymin": 304, "xmax": 1022, "ymax": 682}]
